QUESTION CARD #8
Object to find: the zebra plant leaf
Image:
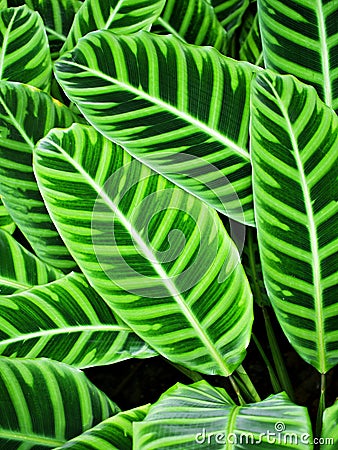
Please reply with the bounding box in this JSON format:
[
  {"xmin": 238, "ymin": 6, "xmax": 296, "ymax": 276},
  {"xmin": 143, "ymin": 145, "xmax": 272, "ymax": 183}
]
[
  {"xmin": 61, "ymin": 0, "xmax": 166, "ymax": 53},
  {"xmin": 55, "ymin": 31, "xmax": 257, "ymax": 225},
  {"xmin": 56, "ymin": 404, "xmax": 150, "ymax": 449},
  {"xmin": 23, "ymin": 0, "xmax": 82, "ymax": 60},
  {"xmin": 155, "ymin": 0, "xmax": 228, "ymax": 54},
  {"xmin": 0, "ymin": 271, "xmax": 155, "ymax": 366},
  {"xmin": 0, "ymin": 5, "xmax": 52, "ymax": 90},
  {"xmin": 0, "ymin": 228, "xmax": 61, "ymax": 295},
  {"xmin": 0, "ymin": 357, "xmax": 119, "ymax": 448},
  {"xmin": 251, "ymin": 70, "xmax": 338, "ymax": 373},
  {"xmin": 33, "ymin": 123, "xmax": 253, "ymax": 377},
  {"xmin": 239, "ymin": 11, "xmax": 263, "ymax": 66},
  {"xmin": 257, "ymin": 0, "xmax": 338, "ymax": 112},
  {"xmin": 211, "ymin": 0, "xmax": 250, "ymax": 37},
  {"xmin": 0, "ymin": 81, "xmax": 78, "ymax": 270},
  {"xmin": 134, "ymin": 381, "xmax": 313, "ymax": 448},
  {"xmin": 0, "ymin": 199, "xmax": 15, "ymax": 234}
]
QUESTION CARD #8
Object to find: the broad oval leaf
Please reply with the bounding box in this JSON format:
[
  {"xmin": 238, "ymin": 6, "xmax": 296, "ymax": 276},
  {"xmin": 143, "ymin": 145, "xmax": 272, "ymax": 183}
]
[
  {"xmin": 33, "ymin": 123, "xmax": 253, "ymax": 377},
  {"xmin": 0, "ymin": 5, "xmax": 52, "ymax": 90},
  {"xmin": 61, "ymin": 0, "xmax": 166, "ymax": 53},
  {"xmin": 0, "ymin": 228, "xmax": 61, "ymax": 295},
  {"xmin": 56, "ymin": 404, "xmax": 150, "ymax": 449},
  {"xmin": 134, "ymin": 381, "xmax": 313, "ymax": 449},
  {"xmin": 0, "ymin": 357, "xmax": 119, "ymax": 448},
  {"xmin": 251, "ymin": 70, "xmax": 338, "ymax": 373},
  {"xmin": 258, "ymin": 0, "xmax": 338, "ymax": 112},
  {"xmin": 155, "ymin": 0, "xmax": 228, "ymax": 54},
  {"xmin": 0, "ymin": 81, "xmax": 78, "ymax": 269},
  {"xmin": 55, "ymin": 30, "xmax": 257, "ymax": 225},
  {"xmin": 0, "ymin": 271, "xmax": 155, "ymax": 366}
]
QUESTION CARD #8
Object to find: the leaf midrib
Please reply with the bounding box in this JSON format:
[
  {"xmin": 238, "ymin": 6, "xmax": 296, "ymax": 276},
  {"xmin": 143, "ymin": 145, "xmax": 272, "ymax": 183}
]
[
  {"xmin": 316, "ymin": 0, "xmax": 332, "ymax": 108},
  {"xmin": 58, "ymin": 60, "xmax": 250, "ymax": 162},
  {"xmin": 41, "ymin": 136, "xmax": 232, "ymax": 376},
  {"xmin": 265, "ymin": 75, "xmax": 325, "ymax": 372},
  {"xmin": 0, "ymin": 429, "xmax": 64, "ymax": 447},
  {"xmin": 0, "ymin": 9, "xmax": 18, "ymax": 80}
]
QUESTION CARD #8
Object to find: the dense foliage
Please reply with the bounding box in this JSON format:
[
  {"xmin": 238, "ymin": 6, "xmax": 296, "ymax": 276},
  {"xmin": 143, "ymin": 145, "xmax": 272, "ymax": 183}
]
[{"xmin": 0, "ymin": 0, "xmax": 337, "ymax": 448}]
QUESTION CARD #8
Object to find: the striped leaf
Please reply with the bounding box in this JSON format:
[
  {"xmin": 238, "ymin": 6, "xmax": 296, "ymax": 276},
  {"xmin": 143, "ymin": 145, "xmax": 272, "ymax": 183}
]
[
  {"xmin": 0, "ymin": 81, "xmax": 78, "ymax": 269},
  {"xmin": 239, "ymin": 11, "xmax": 263, "ymax": 66},
  {"xmin": 61, "ymin": 0, "xmax": 166, "ymax": 53},
  {"xmin": 211, "ymin": 0, "xmax": 250, "ymax": 37},
  {"xmin": 134, "ymin": 381, "xmax": 313, "ymax": 448},
  {"xmin": 0, "ymin": 228, "xmax": 61, "ymax": 295},
  {"xmin": 0, "ymin": 271, "xmax": 155, "ymax": 366},
  {"xmin": 56, "ymin": 405, "xmax": 150, "ymax": 449},
  {"xmin": 24, "ymin": 0, "xmax": 82, "ymax": 60},
  {"xmin": 34, "ymin": 123, "xmax": 253, "ymax": 377},
  {"xmin": 251, "ymin": 70, "xmax": 338, "ymax": 373},
  {"xmin": 321, "ymin": 401, "xmax": 338, "ymax": 449},
  {"xmin": 0, "ymin": 199, "xmax": 15, "ymax": 234},
  {"xmin": 0, "ymin": 5, "xmax": 52, "ymax": 90},
  {"xmin": 0, "ymin": 357, "xmax": 119, "ymax": 448},
  {"xmin": 257, "ymin": 0, "xmax": 338, "ymax": 112},
  {"xmin": 55, "ymin": 31, "xmax": 257, "ymax": 225},
  {"xmin": 155, "ymin": 0, "xmax": 228, "ymax": 54}
]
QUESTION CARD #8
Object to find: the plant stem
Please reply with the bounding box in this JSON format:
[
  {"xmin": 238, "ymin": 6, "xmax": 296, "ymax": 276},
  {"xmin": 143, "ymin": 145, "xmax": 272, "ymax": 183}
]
[
  {"xmin": 263, "ymin": 306, "xmax": 295, "ymax": 401},
  {"xmin": 315, "ymin": 373, "xmax": 326, "ymax": 441},
  {"xmin": 169, "ymin": 361, "xmax": 204, "ymax": 383},
  {"xmin": 235, "ymin": 365, "xmax": 261, "ymax": 402},
  {"xmin": 252, "ymin": 333, "xmax": 281, "ymax": 393},
  {"xmin": 229, "ymin": 375, "xmax": 246, "ymax": 405}
]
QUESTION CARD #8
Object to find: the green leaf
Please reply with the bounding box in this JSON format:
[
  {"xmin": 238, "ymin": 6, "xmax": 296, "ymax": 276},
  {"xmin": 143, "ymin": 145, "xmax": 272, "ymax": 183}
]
[
  {"xmin": 239, "ymin": 11, "xmax": 263, "ymax": 66},
  {"xmin": 257, "ymin": 0, "xmax": 338, "ymax": 112},
  {"xmin": 61, "ymin": 0, "xmax": 166, "ymax": 53},
  {"xmin": 321, "ymin": 401, "xmax": 338, "ymax": 449},
  {"xmin": 56, "ymin": 404, "xmax": 150, "ymax": 449},
  {"xmin": 34, "ymin": 123, "xmax": 253, "ymax": 377},
  {"xmin": 55, "ymin": 31, "xmax": 257, "ymax": 225},
  {"xmin": 0, "ymin": 357, "xmax": 119, "ymax": 448},
  {"xmin": 211, "ymin": 0, "xmax": 250, "ymax": 37},
  {"xmin": 0, "ymin": 81, "xmax": 78, "ymax": 270},
  {"xmin": 0, "ymin": 198, "xmax": 15, "ymax": 234},
  {"xmin": 134, "ymin": 381, "xmax": 313, "ymax": 448},
  {"xmin": 251, "ymin": 70, "xmax": 338, "ymax": 373},
  {"xmin": 0, "ymin": 228, "xmax": 61, "ymax": 295},
  {"xmin": 23, "ymin": 0, "xmax": 82, "ymax": 60},
  {"xmin": 0, "ymin": 271, "xmax": 155, "ymax": 366},
  {"xmin": 156, "ymin": 0, "xmax": 228, "ymax": 54},
  {"xmin": 0, "ymin": 5, "xmax": 52, "ymax": 90}
]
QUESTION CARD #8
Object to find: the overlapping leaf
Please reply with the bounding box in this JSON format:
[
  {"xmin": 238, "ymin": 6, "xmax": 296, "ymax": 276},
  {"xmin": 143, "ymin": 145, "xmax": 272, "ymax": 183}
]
[
  {"xmin": 0, "ymin": 357, "xmax": 119, "ymax": 448},
  {"xmin": 56, "ymin": 405, "xmax": 150, "ymax": 449},
  {"xmin": 0, "ymin": 81, "xmax": 77, "ymax": 269},
  {"xmin": 211, "ymin": 0, "xmax": 250, "ymax": 37},
  {"xmin": 239, "ymin": 11, "xmax": 263, "ymax": 66},
  {"xmin": 34, "ymin": 123, "xmax": 253, "ymax": 376},
  {"xmin": 61, "ymin": 0, "xmax": 166, "ymax": 53},
  {"xmin": 0, "ymin": 271, "xmax": 155, "ymax": 366},
  {"xmin": 0, "ymin": 228, "xmax": 61, "ymax": 295},
  {"xmin": 251, "ymin": 70, "xmax": 338, "ymax": 373},
  {"xmin": 0, "ymin": 5, "xmax": 52, "ymax": 90},
  {"xmin": 23, "ymin": 0, "xmax": 82, "ymax": 60},
  {"xmin": 258, "ymin": 0, "xmax": 338, "ymax": 112},
  {"xmin": 321, "ymin": 401, "xmax": 338, "ymax": 449},
  {"xmin": 55, "ymin": 31, "xmax": 257, "ymax": 225},
  {"xmin": 155, "ymin": 0, "xmax": 228, "ymax": 54},
  {"xmin": 134, "ymin": 381, "xmax": 313, "ymax": 448}
]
